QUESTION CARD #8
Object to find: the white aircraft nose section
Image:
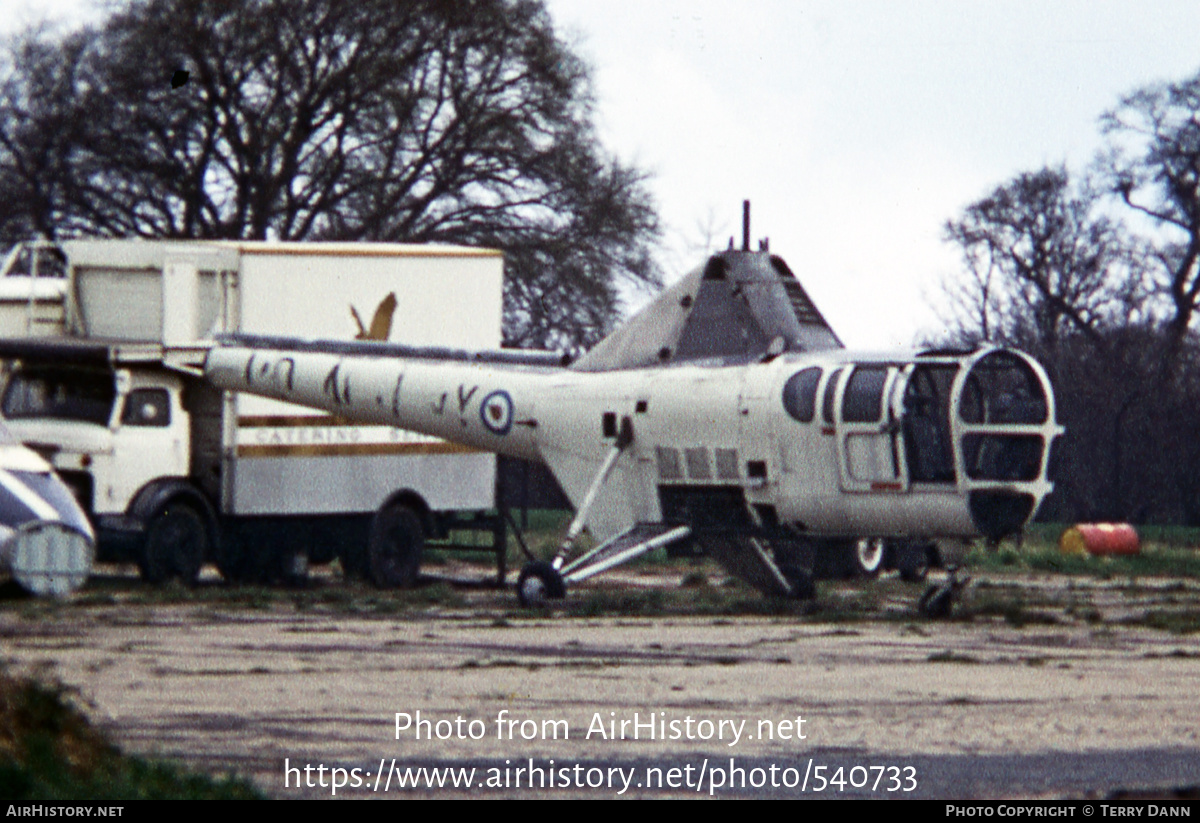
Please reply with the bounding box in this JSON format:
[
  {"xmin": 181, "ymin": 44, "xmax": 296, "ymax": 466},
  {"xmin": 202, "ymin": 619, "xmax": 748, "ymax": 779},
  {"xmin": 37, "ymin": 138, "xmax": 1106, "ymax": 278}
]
[
  {"xmin": 2, "ymin": 521, "xmax": 94, "ymax": 596},
  {"xmin": 950, "ymin": 347, "xmax": 1062, "ymax": 539},
  {"xmin": 0, "ymin": 421, "xmax": 96, "ymax": 596}
]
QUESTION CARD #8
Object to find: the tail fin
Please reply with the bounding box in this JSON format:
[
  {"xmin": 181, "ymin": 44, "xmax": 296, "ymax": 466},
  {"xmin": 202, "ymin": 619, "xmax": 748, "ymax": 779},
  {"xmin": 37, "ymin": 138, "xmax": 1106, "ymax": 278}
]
[{"xmin": 572, "ymin": 250, "xmax": 841, "ymax": 372}]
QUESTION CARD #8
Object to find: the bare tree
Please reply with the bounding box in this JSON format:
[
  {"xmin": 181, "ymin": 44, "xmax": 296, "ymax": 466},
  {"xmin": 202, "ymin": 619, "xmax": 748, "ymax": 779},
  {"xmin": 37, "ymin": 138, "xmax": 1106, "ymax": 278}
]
[
  {"xmin": 0, "ymin": 28, "xmax": 94, "ymax": 241},
  {"xmin": 940, "ymin": 166, "xmax": 1168, "ymax": 524},
  {"xmin": 937, "ymin": 69, "xmax": 1200, "ymax": 526},
  {"xmin": 942, "ymin": 166, "xmax": 1143, "ymax": 356},
  {"xmin": 1100, "ymin": 68, "xmax": 1200, "ymax": 365},
  {"xmin": 0, "ymin": 0, "xmax": 660, "ymax": 347}
]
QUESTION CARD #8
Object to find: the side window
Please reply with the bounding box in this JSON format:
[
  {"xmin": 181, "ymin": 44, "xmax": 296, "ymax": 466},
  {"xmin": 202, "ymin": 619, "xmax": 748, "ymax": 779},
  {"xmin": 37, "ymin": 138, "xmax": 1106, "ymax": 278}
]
[
  {"xmin": 121, "ymin": 388, "xmax": 171, "ymax": 427},
  {"xmin": 781, "ymin": 367, "xmax": 822, "ymax": 423},
  {"xmin": 843, "ymin": 367, "xmax": 888, "ymax": 423},
  {"xmin": 821, "ymin": 367, "xmax": 844, "ymax": 424}
]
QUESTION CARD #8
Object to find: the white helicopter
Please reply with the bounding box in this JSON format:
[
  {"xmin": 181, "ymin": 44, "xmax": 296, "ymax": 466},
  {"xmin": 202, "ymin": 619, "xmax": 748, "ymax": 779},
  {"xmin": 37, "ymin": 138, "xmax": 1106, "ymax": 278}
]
[{"xmin": 204, "ymin": 213, "xmax": 1061, "ymax": 616}]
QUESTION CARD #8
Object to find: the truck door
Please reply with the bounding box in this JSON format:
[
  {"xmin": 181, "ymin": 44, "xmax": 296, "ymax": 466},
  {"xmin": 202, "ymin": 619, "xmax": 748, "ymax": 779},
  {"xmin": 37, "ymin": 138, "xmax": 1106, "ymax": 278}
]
[
  {"xmin": 107, "ymin": 375, "xmax": 189, "ymax": 510},
  {"xmin": 836, "ymin": 365, "xmax": 907, "ymax": 492}
]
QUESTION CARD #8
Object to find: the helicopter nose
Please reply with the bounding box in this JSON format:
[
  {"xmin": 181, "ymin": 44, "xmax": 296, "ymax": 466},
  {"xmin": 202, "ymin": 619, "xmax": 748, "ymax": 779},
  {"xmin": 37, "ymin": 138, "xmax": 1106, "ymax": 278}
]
[
  {"xmin": 953, "ymin": 349, "xmax": 1059, "ymax": 539},
  {"xmin": 0, "ymin": 467, "xmax": 95, "ymax": 596},
  {"xmin": 0, "ymin": 467, "xmax": 93, "ymax": 537}
]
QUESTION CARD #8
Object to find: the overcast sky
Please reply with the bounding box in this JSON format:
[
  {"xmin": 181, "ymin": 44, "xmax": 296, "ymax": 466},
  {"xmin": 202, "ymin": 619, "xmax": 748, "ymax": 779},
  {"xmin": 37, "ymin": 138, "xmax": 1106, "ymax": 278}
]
[
  {"xmin": 543, "ymin": 0, "xmax": 1200, "ymax": 347},
  {"xmin": 9, "ymin": 1, "xmax": 1200, "ymax": 347}
]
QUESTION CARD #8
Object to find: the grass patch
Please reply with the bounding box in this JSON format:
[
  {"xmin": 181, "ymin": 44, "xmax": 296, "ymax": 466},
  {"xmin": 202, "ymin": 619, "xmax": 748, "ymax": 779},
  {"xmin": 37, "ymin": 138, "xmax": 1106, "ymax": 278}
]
[
  {"xmin": 7, "ymin": 513, "xmax": 1196, "ymax": 624},
  {"xmin": 980, "ymin": 526, "xmax": 1200, "ymax": 579},
  {"xmin": 568, "ymin": 588, "xmax": 668, "ymax": 617},
  {"xmin": 293, "ymin": 581, "xmax": 465, "ymax": 614},
  {"xmin": 954, "ymin": 588, "xmax": 1060, "ymax": 627},
  {"xmin": 1136, "ymin": 609, "xmax": 1200, "ymax": 635},
  {"xmin": 1024, "ymin": 523, "xmax": 1200, "ymax": 549},
  {"xmin": 0, "ymin": 669, "xmax": 262, "ymax": 800},
  {"xmin": 4, "ymin": 577, "xmax": 468, "ymax": 618},
  {"xmin": 558, "ymin": 581, "xmax": 810, "ymax": 618},
  {"xmin": 545, "ymin": 577, "xmax": 903, "ymax": 621}
]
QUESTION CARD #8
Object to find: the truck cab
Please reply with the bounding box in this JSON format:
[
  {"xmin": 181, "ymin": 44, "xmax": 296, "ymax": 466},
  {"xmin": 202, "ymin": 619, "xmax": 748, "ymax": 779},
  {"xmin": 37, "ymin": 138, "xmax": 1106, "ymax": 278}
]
[{"xmin": 0, "ymin": 356, "xmax": 205, "ymax": 578}]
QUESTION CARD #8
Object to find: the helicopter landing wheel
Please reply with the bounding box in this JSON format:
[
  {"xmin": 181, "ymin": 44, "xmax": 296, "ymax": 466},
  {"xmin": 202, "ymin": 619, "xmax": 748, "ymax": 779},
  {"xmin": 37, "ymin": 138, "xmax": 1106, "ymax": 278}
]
[{"xmin": 516, "ymin": 561, "xmax": 566, "ymax": 607}]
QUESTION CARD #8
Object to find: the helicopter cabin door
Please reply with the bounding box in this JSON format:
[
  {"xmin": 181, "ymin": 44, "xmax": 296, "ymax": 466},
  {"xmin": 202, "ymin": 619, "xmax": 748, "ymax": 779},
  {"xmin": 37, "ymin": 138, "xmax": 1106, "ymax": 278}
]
[{"xmin": 835, "ymin": 364, "xmax": 907, "ymax": 493}]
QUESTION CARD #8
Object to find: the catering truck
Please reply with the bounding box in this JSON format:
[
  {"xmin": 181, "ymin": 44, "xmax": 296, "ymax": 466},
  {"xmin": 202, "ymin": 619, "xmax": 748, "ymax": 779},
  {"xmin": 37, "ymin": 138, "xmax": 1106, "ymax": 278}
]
[{"xmin": 0, "ymin": 239, "xmax": 505, "ymax": 586}]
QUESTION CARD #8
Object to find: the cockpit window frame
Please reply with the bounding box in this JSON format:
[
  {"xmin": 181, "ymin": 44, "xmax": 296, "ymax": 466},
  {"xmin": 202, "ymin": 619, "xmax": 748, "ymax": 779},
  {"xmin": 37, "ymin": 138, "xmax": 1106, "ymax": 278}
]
[{"xmin": 957, "ymin": 351, "xmax": 1049, "ymax": 425}]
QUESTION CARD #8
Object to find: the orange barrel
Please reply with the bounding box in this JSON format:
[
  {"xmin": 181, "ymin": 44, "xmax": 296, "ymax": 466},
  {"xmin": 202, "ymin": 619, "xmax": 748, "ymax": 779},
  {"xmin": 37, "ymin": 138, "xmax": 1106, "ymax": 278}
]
[{"xmin": 1059, "ymin": 523, "xmax": 1140, "ymax": 556}]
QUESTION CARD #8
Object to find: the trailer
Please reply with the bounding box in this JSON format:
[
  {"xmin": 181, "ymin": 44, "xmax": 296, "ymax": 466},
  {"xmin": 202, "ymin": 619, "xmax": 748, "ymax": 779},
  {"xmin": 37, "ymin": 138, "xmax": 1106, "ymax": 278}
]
[{"xmin": 0, "ymin": 239, "xmax": 506, "ymax": 586}]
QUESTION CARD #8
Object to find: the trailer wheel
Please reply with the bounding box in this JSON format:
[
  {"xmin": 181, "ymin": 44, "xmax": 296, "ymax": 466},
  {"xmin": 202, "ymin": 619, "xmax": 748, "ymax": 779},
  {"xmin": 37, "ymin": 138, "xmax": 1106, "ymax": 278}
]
[
  {"xmin": 139, "ymin": 503, "xmax": 208, "ymax": 585},
  {"xmin": 367, "ymin": 503, "xmax": 423, "ymax": 588}
]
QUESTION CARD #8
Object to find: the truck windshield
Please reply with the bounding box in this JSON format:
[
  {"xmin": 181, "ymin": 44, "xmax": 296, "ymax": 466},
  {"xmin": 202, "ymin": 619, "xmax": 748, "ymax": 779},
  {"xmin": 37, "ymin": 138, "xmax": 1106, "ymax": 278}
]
[{"xmin": 2, "ymin": 368, "xmax": 116, "ymax": 425}]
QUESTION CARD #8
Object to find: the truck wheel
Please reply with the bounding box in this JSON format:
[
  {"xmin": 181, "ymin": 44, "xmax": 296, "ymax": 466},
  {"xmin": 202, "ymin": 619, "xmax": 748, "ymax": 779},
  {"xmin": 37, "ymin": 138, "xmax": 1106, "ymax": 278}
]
[
  {"xmin": 139, "ymin": 503, "xmax": 208, "ymax": 585},
  {"xmin": 367, "ymin": 504, "xmax": 423, "ymax": 588}
]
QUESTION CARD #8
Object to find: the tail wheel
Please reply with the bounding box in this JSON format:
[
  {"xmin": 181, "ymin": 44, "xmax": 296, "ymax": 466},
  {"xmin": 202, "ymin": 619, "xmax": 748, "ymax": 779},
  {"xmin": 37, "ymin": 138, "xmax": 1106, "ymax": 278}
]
[
  {"xmin": 368, "ymin": 503, "xmax": 424, "ymax": 588},
  {"xmin": 850, "ymin": 538, "xmax": 885, "ymax": 578},
  {"xmin": 516, "ymin": 561, "xmax": 566, "ymax": 607},
  {"xmin": 139, "ymin": 502, "xmax": 208, "ymax": 586}
]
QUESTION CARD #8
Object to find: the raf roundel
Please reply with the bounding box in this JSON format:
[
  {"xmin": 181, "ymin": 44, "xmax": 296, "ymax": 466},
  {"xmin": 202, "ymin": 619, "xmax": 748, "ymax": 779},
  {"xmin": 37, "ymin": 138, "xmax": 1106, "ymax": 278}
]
[{"xmin": 480, "ymin": 390, "xmax": 514, "ymax": 435}]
